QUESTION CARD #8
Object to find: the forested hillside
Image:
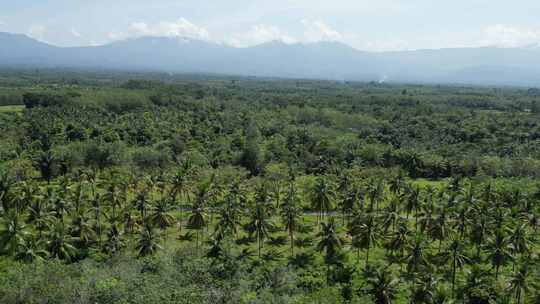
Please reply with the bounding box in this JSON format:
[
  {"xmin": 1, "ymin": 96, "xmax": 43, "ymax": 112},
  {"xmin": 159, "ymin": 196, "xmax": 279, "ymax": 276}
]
[{"xmin": 1, "ymin": 70, "xmax": 540, "ymax": 303}]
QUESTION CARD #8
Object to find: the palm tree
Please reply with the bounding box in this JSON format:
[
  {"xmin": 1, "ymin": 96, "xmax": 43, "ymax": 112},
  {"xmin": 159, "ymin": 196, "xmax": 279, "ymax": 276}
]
[
  {"xmin": 71, "ymin": 209, "xmax": 96, "ymax": 248},
  {"xmin": 246, "ymin": 200, "xmax": 273, "ymax": 259},
  {"xmin": 385, "ymin": 220, "xmax": 410, "ymax": 265},
  {"xmin": 462, "ymin": 265, "xmax": 494, "ymax": 304},
  {"xmin": 370, "ymin": 179, "xmax": 386, "ymax": 212},
  {"xmin": 410, "ymin": 274, "xmax": 439, "ymax": 304},
  {"xmin": 438, "ymin": 238, "xmax": 469, "ymax": 295},
  {"xmin": 485, "ymin": 228, "xmax": 512, "ymax": 279},
  {"xmin": 316, "ymin": 219, "xmax": 343, "ymax": 283},
  {"xmin": 133, "ymin": 190, "xmax": 150, "ymax": 220},
  {"xmin": 187, "ymin": 201, "xmax": 206, "ymax": 255},
  {"xmin": 34, "ymin": 150, "xmax": 55, "ymax": 183},
  {"xmin": 0, "ymin": 210, "xmax": 29, "ymax": 255},
  {"xmin": 0, "ymin": 170, "xmax": 15, "ymax": 211},
  {"xmin": 508, "ymin": 224, "xmax": 532, "ymax": 264},
  {"xmin": 311, "ymin": 177, "xmax": 334, "ymax": 225},
  {"xmin": 104, "ymin": 224, "xmax": 124, "ymax": 255},
  {"xmin": 136, "ymin": 225, "xmax": 162, "ymax": 257},
  {"xmin": 215, "ymin": 190, "xmax": 242, "ymax": 240},
  {"xmin": 429, "ymin": 207, "xmax": 448, "ymax": 252},
  {"xmin": 405, "ymin": 236, "xmax": 430, "ymax": 276},
  {"xmin": 46, "ymin": 220, "xmax": 78, "ymax": 261},
  {"xmin": 507, "ymin": 264, "xmax": 529, "ymax": 304},
  {"xmin": 469, "ymin": 213, "xmax": 488, "ymax": 258},
  {"xmin": 14, "ymin": 237, "xmax": 48, "ymax": 263},
  {"xmin": 280, "ymin": 183, "xmax": 301, "ymax": 256},
  {"xmin": 150, "ymin": 199, "xmax": 176, "ymax": 231},
  {"xmin": 349, "ymin": 212, "xmax": 380, "ymax": 265},
  {"xmin": 103, "ymin": 180, "xmax": 122, "ymax": 219},
  {"xmin": 364, "ymin": 268, "xmax": 399, "ymax": 304}
]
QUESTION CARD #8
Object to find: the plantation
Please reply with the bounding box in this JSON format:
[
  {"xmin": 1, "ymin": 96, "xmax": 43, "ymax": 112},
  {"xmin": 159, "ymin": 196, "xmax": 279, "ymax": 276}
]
[{"xmin": 1, "ymin": 70, "xmax": 540, "ymax": 303}]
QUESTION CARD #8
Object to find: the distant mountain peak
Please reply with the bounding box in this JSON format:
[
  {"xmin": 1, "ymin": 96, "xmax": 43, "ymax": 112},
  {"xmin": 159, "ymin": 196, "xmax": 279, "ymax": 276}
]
[{"xmin": 1, "ymin": 31, "xmax": 540, "ymax": 86}]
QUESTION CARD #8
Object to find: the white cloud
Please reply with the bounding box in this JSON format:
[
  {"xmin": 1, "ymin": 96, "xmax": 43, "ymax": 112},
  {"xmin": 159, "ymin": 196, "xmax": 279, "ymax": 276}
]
[
  {"xmin": 225, "ymin": 20, "xmax": 345, "ymax": 47},
  {"xmin": 28, "ymin": 25, "xmax": 47, "ymax": 41},
  {"xmin": 480, "ymin": 24, "xmax": 540, "ymax": 48},
  {"xmin": 70, "ymin": 28, "xmax": 82, "ymax": 38},
  {"xmin": 127, "ymin": 18, "xmax": 210, "ymax": 40},
  {"xmin": 301, "ymin": 19, "xmax": 342, "ymax": 42},
  {"xmin": 0, "ymin": 21, "xmax": 5, "ymax": 27},
  {"xmin": 227, "ymin": 24, "xmax": 297, "ymax": 47}
]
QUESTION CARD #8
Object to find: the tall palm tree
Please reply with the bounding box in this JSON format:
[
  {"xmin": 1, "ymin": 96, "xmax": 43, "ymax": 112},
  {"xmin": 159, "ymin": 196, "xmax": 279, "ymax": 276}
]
[
  {"xmin": 46, "ymin": 220, "xmax": 78, "ymax": 261},
  {"xmin": 485, "ymin": 228, "xmax": 513, "ymax": 279},
  {"xmin": 104, "ymin": 224, "xmax": 124, "ymax": 255},
  {"xmin": 0, "ymin": 210, "xmax": 29, "ymax": 255},
  {"xmin": 15, "ymin": 237, "xmax": 48, "ymax": 263},
  {"xmin": 71, "ymin": 209, "xmax": 96, "ymax": 249},
  {"xmin": 469, "ymin": 213, "xmax": 488, "ymax": 258},
  {"xmin": 150, "ymin": 199, "xmax": 176, "ymax": 231},
  {"xmin": 437, "ymin": 238, "xmax": 469, "ymax": 295},
  {"xmin": 507, "ymin": 264, "xmax": 529, "ymax": 304},
  {"xmin": 508, "ymin": 224, "xmax": 532, "ymax": 264},
  {"xmin": 133, "ymin": 190, "xmax": 150, "ymax": 220},
  {"xmin": 385, "ymin": 220, "xmax": 410, "ymax": 265},
  {"xmin": 405, "ymin": 236, "xmax": 430, "ymax": 276},
  {"xmin": 311, "ymin": 177, "xmax": 334, "ymax": 225},
  {"xmin": 410, "ymin": 274, "xmax": 439, "ymax": 304},
  {"xmin": 136, "ymin": 225, "xmax": 162, "ymax": 257},
  {"xmin": 246, "ymin": 200, "xmax": 273, "ymax": 259},
  {"xmin": 349, "ymin": 212, "xmax": 380, "ymax": 265},
  {"xmin": 316, "ymin": 219, "xmax": 343, "ymax": 283},
  {"xmin": 280, "ymin": 183, "xmax": 301, "ymax": 256},
  {"xmin": 214, "ymin": 190, "xmax": 242, "ymax": 240},
  {"xmin": 187, "ymin": 201, "xmax": 206, "ymax": 255},
  {"xmin": 367, "ymin": 178, "xmax": 385, "ymax": 213},
  {"xmin": 364, "ymin": 268, "xmax": 399, "ymax": 304}
]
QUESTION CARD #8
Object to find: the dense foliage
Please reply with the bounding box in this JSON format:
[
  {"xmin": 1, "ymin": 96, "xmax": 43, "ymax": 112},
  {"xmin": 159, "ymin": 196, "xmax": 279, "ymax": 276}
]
[{"xmin": 1, "ymin": 69, "xmax": 540, "ymax": 303}]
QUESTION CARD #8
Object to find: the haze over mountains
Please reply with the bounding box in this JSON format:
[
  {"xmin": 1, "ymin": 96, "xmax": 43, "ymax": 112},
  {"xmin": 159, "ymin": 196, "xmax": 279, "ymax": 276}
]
[{"xmin": 1, "ymin": 31, "xmax": 540, "ymax": 86}]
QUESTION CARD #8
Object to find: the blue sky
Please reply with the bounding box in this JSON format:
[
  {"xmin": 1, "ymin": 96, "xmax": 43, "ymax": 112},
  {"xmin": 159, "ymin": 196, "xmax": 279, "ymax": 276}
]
[{"xmin": 1, "ymin": 0, "xmax": 540, "ymax": 51}]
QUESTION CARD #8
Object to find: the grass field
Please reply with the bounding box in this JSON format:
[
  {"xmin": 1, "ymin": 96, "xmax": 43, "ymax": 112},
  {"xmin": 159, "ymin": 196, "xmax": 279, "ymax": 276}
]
[{"xmin": 0, "ymin": 105, "xmax": 24, "ymax": 113}]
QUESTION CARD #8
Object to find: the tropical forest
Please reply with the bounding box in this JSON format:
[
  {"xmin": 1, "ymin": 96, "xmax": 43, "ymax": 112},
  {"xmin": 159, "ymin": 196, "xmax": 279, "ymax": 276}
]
[{"xmin": 1, "ymin": 70, "xmax": 540, "ymax": 303}]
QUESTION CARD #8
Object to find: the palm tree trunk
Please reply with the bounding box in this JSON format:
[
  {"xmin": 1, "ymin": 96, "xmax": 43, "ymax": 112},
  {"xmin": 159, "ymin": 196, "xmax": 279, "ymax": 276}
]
[{"xmin": 290, "ymin": 231, "xmax": 294, "ymax": 256}]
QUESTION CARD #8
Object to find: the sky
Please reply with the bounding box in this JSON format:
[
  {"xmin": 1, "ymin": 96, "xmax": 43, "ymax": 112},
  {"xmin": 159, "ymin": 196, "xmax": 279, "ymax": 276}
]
[{"xmin": 1, "ymin": 0, "xmax": 540, "ymax": 51}]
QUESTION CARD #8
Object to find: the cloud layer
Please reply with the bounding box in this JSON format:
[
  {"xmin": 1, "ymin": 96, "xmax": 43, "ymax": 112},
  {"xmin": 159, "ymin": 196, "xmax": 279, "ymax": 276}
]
[{"xmin": 125, "ymin": 18, "xmax": 210, "ymax": 40}]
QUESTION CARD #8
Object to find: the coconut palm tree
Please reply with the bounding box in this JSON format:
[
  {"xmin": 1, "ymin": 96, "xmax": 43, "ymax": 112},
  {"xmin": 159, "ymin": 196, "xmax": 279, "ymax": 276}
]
[
  {"xmin": 485, "ymin": 228, "xmax": 513, "ymax": 279},
  {"xmin": 246, "ymin": 200, "xmax": 273, "ymax": 259},
  {"xmin": 214, "ymin": 190, "xmax": 242, "ymax": 240},
  {"xmin": 311, "ymin": 176, "xmax": 334, "ymax": 225},
  {"xmin": 280, "ymin": 183, "xmax": 301, "ymax": 256},
  {"xmin": 104, "ymin": 224, "xmax": 124, "ymax": 255},
  {"xmin": 437, "ymin": 238, "xmax": 469, "ymax": 295},
  {"xmin": 46, "ymin": 219, "xmax": 78, "ymax": 261},
  {"xmin": 136, "ymin": 225, "xmax": 162, "ymax": 257},
  {"xmin": 133, "ymin": 190, "xmax": 150, "ymax": 220},
  {"xmin": 405, "ymin": 236, "xmax": 430, "ymax": 277},
  {"xmin": 469, "ymin": 213, "xmax": 488, "ymax": 259},
  {"xmin": 410, "ymin": 274, "xmax": 439, "ymax": 304},
  {"xmin": 507, "ymin": 264, "xmax": 529, "ymax": 304},
  {"xmin": 71, "ymin": 209, "xmax": 96, "ymax": 249},
  {"xmin": 0, "ymin": 210, "xmax": 29, "ymax": 255},
  {"xmin": 385, "ymin": 220, "xmax": 411, "ymax": 265},
  {"xmin": 508, "ymin": 224, "xmax": 532, "ymax": 264},
  {"xmin": 364, "ymin": 268, "xmax": 399, "ymax": 304},
  {"xmin": 14, "ymin": 237, "xmax": 48, "ymax": 263},
  {"xmin": 150, "ymin": 199, "xmax": 176, "ymax": 231},
  {"xmin": 316, "ymin": 219, "xmax": 343, "ymax": 283},
  {"xmin": 187, "ymin": 201, "xmax": 206, "ymax": 255},
  {"xmin": 349, "ymin": 212, "xmax": 381, "ymax": 265}
]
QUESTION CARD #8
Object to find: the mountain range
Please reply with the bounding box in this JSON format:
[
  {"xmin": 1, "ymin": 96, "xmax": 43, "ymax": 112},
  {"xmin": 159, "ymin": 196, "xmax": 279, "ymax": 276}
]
[{"xmin": 1, "ymin": 32, "xmax": 540, "ymax": 86}]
